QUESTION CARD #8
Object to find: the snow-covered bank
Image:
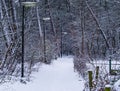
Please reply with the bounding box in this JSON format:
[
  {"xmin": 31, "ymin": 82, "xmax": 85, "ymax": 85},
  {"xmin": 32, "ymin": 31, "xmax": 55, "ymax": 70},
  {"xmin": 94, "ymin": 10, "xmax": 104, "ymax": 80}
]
[
  {"xmin": 114, "ymin": 79, "xmax": 120, "ymax": 91},
  {"xmin": 0, "ymin": 56, "xmax": 85, "ymax": 91},
  {"xmin": 86, "ymin": 59, "xmax": 120, "ymax": 91}
]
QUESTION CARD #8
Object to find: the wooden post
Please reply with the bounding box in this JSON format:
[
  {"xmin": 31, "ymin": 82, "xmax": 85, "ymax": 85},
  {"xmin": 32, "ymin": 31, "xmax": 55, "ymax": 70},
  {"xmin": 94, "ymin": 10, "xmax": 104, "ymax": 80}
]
[
  {"xmin": 96, "ymin": 66, "xmax": 99, "ymax": 80},
  {"xmin": 109, "ymin": 58, "xmax": 111, "ymax": 75},
  {"xmin": 88, "ymin": 71, "xmax": 93, "ymax": 90},
  {"xmin": 105, "ymin": 85, "xmax": 111, "ymax": 91}
]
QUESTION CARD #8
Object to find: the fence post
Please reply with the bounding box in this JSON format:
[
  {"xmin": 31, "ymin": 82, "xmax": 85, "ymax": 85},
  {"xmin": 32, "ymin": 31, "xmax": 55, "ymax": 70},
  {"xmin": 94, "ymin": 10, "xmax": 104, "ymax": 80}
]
[
  {"xmin": 109, "ymin": 57, "xmax": 111, "ymax": 75},
  {"xmin": 105, "ymin": 85, "xmax": 111, "ymax": 91},
  {"xmin": 88, "ymin": 70, "xmax": 93, "ymax": 91},
  {"xmin": 95, "ymin": 66, "xmax": 99, "ymax": 80}
]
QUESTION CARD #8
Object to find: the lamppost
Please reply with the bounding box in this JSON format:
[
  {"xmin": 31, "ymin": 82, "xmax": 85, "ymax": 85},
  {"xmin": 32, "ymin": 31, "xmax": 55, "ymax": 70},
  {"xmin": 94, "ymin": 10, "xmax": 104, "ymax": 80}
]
[
  {"xmin": 42, "ymin": 17, "xmax": 50, "ymax": 63},
  {"xmin": 61, "ymin": 32, "xmax": 68, "ymax": 56},
  {"xmin": 60, "ymin": 30, "xmax": 68, "ymax": 57},
  {"xmin": 60, "ymin": 28, "xmax": 62, "ymax": 57},
  {"xmin": 21, "ymin": 1, "xmax": 37, "ymax": 78}
]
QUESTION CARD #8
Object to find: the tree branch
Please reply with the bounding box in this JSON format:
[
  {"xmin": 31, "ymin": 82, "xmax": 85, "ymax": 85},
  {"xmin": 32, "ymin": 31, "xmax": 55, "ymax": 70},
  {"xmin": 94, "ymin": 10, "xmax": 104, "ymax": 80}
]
[{"xmin": 85, "ymin": 0, "xmax": 110, "ymax": 49}]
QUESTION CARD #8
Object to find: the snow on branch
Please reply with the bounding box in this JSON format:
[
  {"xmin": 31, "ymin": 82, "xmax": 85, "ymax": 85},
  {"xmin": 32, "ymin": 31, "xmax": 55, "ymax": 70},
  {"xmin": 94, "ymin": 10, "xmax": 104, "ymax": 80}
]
[{"xmin": 85, "ymin": 0, "xmax": 110, "ymax": 49}]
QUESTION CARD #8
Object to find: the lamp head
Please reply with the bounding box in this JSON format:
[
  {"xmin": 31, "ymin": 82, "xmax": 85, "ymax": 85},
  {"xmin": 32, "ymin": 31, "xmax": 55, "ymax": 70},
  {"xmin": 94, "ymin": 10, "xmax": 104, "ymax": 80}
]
[
  {"xmin": 21, "ymin": 2, "xmax": 37, "ymax": 7},
  {"xmin": 43, "ymin": 17, "xmax": 50, "ymax": 21}
]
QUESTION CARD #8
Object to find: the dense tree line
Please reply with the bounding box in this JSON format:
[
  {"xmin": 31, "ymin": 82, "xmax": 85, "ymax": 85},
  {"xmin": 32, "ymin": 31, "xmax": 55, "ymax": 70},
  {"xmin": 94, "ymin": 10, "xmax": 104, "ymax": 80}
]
[{"xmin": 0, "ymin": 0, "xmax": 120, "ymax": 81}]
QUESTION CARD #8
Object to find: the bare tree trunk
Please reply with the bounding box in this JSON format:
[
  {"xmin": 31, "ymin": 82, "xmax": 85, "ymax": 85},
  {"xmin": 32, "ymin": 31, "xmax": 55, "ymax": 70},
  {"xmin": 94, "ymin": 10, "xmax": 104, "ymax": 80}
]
[
  {"xmin": 85, "ymin": 1, "xmax": 110, "ymax": 49},
  {"xmin": 48, "ymin": 0, "xmax": 56, "ymax": 36},
  {"xmin": 36, "ymin": 0, "xmax": 43, "ymax": 38},
  {"xmin": 66, "ymin": 0, "xmax": 71, "ymax": 12},
  {"xmin": 80, "ymin": 1, "xmax": 85, "ymax": 56},
  {"xmin": 1, "ymin": 0, "xmax": 12, "ymax": 46}
]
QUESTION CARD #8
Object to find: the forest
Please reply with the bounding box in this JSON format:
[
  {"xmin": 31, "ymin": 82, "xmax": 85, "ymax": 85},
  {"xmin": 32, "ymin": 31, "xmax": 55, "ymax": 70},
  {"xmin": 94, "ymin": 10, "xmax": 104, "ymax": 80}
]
[{"xmin": 0, "ymin": 0, "xmax": 120, "ymax": 90}]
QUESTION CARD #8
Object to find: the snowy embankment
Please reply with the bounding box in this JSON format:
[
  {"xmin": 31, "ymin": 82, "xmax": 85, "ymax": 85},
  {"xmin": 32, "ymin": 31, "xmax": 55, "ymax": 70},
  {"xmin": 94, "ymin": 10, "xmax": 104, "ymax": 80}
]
[
  {"xmin": 87, "ymin": 59, "xmax": 120, "ymax": 91},
  {"xmin": 0, "ymin": 56, "xmax": 85, "ymax": 91},
  {"xmin": 114, "ymin": 79, "xmax": 120, "ymax": 91}
]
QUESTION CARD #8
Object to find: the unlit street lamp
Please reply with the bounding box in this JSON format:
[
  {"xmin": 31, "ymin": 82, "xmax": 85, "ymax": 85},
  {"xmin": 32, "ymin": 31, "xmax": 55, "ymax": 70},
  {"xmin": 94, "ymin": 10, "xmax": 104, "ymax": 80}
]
[
  {"xmin": 42, "ymin": 17, "xmax": 50, "ymax": 63},
  {"xmin": 61, "ymin": 31, "xmax": 68, "ymax": 57},
  {"xmin": 21, "ymin": 1, "xmax": 37, "ymax": 78}
]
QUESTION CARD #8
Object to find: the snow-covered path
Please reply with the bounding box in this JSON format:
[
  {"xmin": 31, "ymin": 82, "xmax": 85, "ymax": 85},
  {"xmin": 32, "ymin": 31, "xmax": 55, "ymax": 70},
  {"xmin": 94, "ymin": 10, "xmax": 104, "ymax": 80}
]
[{"xmin": 0, "ymin": 56, "xmax": 85, "ymax": 91}]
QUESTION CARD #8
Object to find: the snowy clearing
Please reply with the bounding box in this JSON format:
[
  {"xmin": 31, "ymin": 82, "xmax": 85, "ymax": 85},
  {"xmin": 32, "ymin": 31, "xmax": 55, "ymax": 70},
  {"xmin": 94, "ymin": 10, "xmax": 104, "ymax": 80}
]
[{"xmin": 0, "ymin": 56, "xmax": 85, "ymax": 91}]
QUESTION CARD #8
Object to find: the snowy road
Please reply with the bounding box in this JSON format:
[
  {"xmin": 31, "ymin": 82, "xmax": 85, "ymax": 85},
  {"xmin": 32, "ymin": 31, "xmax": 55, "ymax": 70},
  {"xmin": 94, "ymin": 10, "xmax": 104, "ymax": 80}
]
[{"xmin": 0, "ymin": 56, "xmax": 85, "ymax": 91}]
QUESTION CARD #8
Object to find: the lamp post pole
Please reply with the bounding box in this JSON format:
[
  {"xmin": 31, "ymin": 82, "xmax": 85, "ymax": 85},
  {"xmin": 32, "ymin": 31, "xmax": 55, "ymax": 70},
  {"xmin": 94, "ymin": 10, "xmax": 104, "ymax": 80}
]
[
  {"xmin": 21, "ymin": 5, "xmax": 25, "ymax": 78},
  {"xmin": 60, "ymin": 28, "xmax": 62, "ymax": 57},
  {"xmin": 21, "ymin": 1, "xmax": 37, "ymax": 78},
  {"xmin": 43, "ymin": 17, "xmax": 50, "ymax": 63},
  {"xmin": 43, "ymin": 20, "xmax": 46, "ymax": 62}
]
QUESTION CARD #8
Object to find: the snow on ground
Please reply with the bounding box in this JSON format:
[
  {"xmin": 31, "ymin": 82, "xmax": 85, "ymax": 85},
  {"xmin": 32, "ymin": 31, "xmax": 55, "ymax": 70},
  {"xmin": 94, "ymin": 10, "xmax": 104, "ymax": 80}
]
[
  {"xmin": 0, "ymin": 56, "xmax": 85, "ymax": 91},
  {"xmin": 114, "ymin": 79, "xmax": 120, "ymax": 91}
]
